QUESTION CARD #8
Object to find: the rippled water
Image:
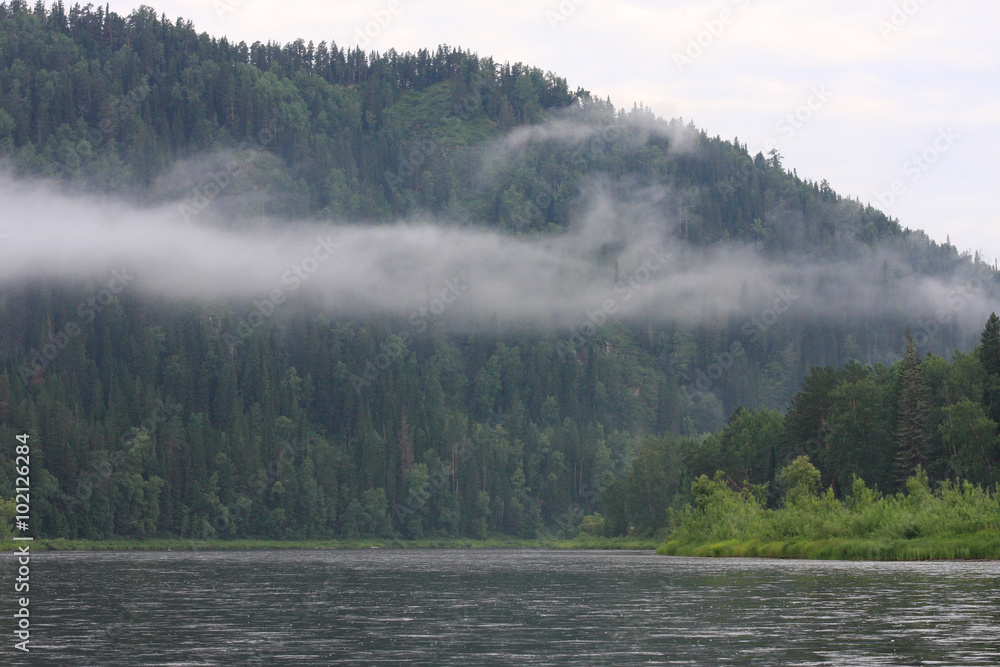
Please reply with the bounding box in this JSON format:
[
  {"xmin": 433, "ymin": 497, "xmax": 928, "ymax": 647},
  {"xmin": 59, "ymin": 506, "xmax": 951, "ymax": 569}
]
[{"xmin": 3, "ymin": 549, "xmax": 999, "ymax": 665}]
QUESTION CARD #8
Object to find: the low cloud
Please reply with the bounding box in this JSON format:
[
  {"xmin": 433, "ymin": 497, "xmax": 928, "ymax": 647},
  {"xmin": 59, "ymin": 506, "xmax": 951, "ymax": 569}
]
[{"xmin": 0, "ymin": 169, "xmax": 995, "ymax": 340}]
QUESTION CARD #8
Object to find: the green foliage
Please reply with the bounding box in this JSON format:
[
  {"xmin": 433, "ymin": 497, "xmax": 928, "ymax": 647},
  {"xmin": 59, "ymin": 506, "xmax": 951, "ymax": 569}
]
[
  {"xmin": 894, "ymin": 333, "xmax": 932, "ymax": 482},
  {"xmin": 579, "ymin": 513, "xmax": 605, "ymax": 537},
  {"xmin": 822, "ymin": 373, "xmax": 896, "ymax": 494},
  {"xmin": 1, "ymin": 3, "xmax": 999, "ymax": 545},
  {"xmin": 980, "ymin": 312, "xmax": 1000, "ymax": 427},
  {"xmin": 0, "ymin": 2, "xmax": 579, "ymax": 219},
  {"xmin": 661, "ymin": 467, "xmax": 1000, "ymax": 559},
  {"xmin": 666, "ymin": 472, "xmax": 768, "ymax": 545},
  {"xmin": 778, "ymin": 456, "xmax": 820, "ymax": 505},
  {"xmin": 686, "ymin": 407, "xmax": 784, "ymax": 488},
  {"xmin": 980, "ymin": 313, "xmax": 1000, "ymax": 377},
  {"xmin": 359, "ymin": 488, "xmax": 391, "ymax": 537},
  {"xmin": 939, "ymin": 399, "xmax": 1000, "ymax": 486},
  {"xmin": 599, "ymin": 434, "xmax": 682, "ymax": 535}
]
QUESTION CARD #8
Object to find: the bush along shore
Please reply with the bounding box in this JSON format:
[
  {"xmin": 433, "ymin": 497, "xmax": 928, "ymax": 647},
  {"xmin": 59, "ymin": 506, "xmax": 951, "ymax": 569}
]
[{"xmin": 657, "ymin": 457, "xmax": 1000, "ymax": 560}]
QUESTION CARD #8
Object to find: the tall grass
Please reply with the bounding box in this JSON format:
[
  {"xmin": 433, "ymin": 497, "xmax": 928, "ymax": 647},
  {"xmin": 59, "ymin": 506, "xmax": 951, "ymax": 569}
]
[{"xmin": 658, "ymin": 469, "xmax": 1000, "ymax": 560}]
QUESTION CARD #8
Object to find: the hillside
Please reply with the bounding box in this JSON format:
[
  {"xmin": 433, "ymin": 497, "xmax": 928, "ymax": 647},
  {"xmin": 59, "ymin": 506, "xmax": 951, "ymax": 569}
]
[{"xmin": 0, "ymin": 2, "xmax": 997, "ymax": 541}]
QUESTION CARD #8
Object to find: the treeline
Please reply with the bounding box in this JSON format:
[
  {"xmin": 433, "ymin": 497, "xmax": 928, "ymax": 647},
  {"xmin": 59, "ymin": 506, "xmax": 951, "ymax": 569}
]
[
  {"xmin": 0, "ymin": 2, "xmax": 990, "ymax": 426},
  {"xmin": 599, "ymin": 317, "xmax": 1000, "ymax": 536},
  {"xmin": 5, "ymin": 295, "xmax": 999, "ymax": 542},
  {"xmin": 0, "ymin": 286, "xmax": 663, "ymax": 539},
  {"xmin": 0, "ymin": 0, "xmax": 973, "ymax": 260},
  {"xmin": 0, "ymin": 0, "xmax": 578, "ymax": 217},
  {"xmin": 1, "ymin": 3, "xmax": 999, "ymax": 542}
]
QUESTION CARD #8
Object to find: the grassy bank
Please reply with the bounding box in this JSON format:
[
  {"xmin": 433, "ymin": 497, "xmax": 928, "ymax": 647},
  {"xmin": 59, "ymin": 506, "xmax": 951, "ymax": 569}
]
[
  {"xmin": 1, "ymin": 535, "xmax": 658, "ymax": 552},
  {"xmin": 657, "ymin": 533, "xmax": 1000, "ymax": 560},
  {"xmin": 657, "ymin": 460, "xmax": 1000, "ymax": 561}
]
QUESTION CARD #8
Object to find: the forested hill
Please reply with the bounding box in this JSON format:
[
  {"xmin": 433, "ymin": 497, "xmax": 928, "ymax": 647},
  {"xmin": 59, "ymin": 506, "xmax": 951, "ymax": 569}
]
[
  {"xmin": 0, "ymin": 1, "xmax": 581, "ymax": 213},
  {"xmin": 0, "ymin": 2, "xmax": 997, "ymax": 542},
  {"xmin": 0, "ymin": 1, "xmax": 924, "ymax": 239}
]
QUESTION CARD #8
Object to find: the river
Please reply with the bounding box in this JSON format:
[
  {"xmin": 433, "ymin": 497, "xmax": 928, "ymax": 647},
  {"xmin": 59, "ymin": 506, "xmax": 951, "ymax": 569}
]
[{"xmin": 4, "ymin": 549, "xmax": 999, "ymax": 665}]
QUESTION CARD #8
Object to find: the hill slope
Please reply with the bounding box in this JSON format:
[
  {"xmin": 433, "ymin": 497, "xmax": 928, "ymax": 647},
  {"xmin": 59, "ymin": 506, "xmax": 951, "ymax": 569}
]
[{"xmin": 0, "ymin": 2, "xmax": 997, "ymax": 540}]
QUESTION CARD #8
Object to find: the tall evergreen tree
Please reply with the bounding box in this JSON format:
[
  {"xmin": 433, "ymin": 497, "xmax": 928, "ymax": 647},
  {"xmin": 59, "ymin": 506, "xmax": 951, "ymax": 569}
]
[
  {"xmin": 894, "ymin": 332, "xmax": 931, "ymax": 484},
  {"xmin": 979, "ymin": 312, "xmax": 1000, "ymax": 426},
  {"xmin": 980, "ymin": 313, "xmax": 1000, "ymax": 376}
]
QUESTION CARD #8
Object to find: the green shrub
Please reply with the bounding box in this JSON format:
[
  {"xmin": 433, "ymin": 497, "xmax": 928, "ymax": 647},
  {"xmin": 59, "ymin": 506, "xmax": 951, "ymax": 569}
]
[
  {"xmin": 579, "ymin": 513, "xmax": 606, "ymax": 537},
  {"xmin": 658, "ymin": 468, "xmax": 1000, "ymax": 560}
]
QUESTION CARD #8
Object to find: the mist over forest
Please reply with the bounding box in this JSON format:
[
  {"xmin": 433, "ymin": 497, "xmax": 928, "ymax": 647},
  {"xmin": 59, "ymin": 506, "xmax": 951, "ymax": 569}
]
[
  {"xmin": 2, "ymin": 169, "xmax": 992, "ymax": 332},
  {"xmin": 0, "ymin": 2, "xmax": 997, "ymax": 542}
]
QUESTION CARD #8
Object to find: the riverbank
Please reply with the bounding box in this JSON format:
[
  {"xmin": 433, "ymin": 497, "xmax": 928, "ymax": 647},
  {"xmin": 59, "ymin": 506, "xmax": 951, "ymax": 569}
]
[
  {"xmin": 0, "ymin": 535, "xmax": 659, "ymax": 552},
  {"xmin": 656, "ymin": 464, "xmax": 1000, "ymax": 561},
  {"xmin": 657, "ymin": 533, "xmax": 1000, "ymax": 560}
]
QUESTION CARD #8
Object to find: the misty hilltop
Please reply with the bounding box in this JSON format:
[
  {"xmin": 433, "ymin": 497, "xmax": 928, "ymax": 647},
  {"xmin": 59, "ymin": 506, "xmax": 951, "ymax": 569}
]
[
  {"xmin": 0, "ymin": 2, "xmax": 991, "ymax": 331},
  {"xmin": 0, "ymin": 3, "xmax": 998, "ymax": 541}
]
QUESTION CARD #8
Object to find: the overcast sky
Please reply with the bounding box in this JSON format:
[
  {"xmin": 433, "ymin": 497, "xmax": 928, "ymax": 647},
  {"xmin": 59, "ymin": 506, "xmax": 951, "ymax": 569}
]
[{"xmin": 106, "ymin": 0, "xmax": 1000, "ymax": 261}]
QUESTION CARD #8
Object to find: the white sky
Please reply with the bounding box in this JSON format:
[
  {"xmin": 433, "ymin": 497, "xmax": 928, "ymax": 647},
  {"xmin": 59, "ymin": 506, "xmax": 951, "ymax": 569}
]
[{"xmin": 107, "ymin": 0, "xmax": 1000, "ymax": 261}]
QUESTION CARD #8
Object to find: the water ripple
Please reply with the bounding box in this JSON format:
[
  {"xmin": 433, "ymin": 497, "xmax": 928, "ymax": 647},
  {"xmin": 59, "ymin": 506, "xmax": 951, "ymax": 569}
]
[{"xmin": 0, "ymin": 550, "xmax": 998, "ymax": 665}]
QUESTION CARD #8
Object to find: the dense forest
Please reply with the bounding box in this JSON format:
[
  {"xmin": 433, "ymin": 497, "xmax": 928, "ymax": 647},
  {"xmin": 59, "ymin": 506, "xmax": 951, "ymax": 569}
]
[
  {"xmin": 602, "ymin": 322, "xmax": 1000, "ymax": 537},
  {"xmin": 1, "ymin": 2, "xmax": 998, "ymax": 541}
]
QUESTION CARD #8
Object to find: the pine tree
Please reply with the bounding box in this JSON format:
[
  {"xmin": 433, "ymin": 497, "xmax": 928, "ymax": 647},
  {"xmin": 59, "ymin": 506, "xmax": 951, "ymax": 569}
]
[
  {"xmin": 894, "ymin": 332, "xmax": 931, "ymax": 485},
  {"xmin": 980, "ymin": 313, "xmax": 1000, "ymax": 426},
  {"xmin": 980, "ymin": 313, "xmax": 1000, "ymax": 376}
]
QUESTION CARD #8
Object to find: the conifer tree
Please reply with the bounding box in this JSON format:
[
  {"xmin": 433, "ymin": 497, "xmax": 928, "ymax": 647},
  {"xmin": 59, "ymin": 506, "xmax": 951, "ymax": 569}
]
[
  {"xmin": 980, "ymin": 313, "xmax": 1000, "ymax": 376},
  {"xmin": 894, "ymin": 332, "xmax": 931, "ymax": 484},
  {"xmin": 980, "ymin": 313, "xmax": 1000, "ymax": 426}
]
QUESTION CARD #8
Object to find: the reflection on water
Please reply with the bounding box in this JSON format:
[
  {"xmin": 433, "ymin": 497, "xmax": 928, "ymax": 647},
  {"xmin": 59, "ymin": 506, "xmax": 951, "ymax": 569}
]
[{"xmin": 2, "ymin": 549, "xmax": 999, "ymax": 665}]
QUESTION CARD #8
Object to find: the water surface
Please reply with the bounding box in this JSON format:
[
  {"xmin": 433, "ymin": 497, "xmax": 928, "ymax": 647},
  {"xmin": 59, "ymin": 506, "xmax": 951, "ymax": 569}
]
[{"xmin": 3, "ymin": 549, "xmax": 999, "ymax": 665}]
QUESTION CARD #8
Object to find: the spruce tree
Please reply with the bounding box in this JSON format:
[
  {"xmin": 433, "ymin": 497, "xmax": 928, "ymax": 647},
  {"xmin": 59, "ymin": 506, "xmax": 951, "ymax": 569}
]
[
  {"xmin": 894, "ymin": 332, "xmax": 931, "ymax": 485},
  {"xmin": 980, "ymin": 313, "xmax": 1000, "ymax": 427},
  {"xmin": 980, "ymin": 313, "xmax": 1000, "ymax": 377}
]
